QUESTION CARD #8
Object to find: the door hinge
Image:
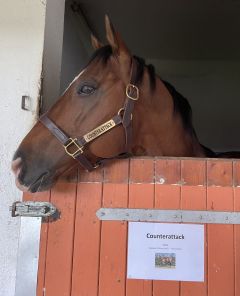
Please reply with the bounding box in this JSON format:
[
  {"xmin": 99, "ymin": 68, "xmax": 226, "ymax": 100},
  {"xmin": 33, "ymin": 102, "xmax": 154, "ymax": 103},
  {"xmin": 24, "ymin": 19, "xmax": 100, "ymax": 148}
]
[{"xmin": 10, "ymin": 201, "xmax": 57, "ymax": 218}]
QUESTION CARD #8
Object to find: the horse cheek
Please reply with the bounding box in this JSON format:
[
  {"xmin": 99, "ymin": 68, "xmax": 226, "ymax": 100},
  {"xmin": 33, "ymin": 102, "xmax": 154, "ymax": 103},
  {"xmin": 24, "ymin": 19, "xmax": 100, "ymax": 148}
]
[{"xmin": 89, "ymin": 126, "xmax": 125, "ymax": 158}]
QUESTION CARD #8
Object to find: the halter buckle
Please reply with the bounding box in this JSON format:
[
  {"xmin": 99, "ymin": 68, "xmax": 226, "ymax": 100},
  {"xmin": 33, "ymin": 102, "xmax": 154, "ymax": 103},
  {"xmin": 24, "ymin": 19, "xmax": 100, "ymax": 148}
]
[
  {"xmin": 64, "ymin": 138, "xmax": 83, "ymax": 158},
  {"xmin": 118, "ymin": 108, "xmax": 133, "ymax": 120},
  {"xmin": 126, "ymin": 84, "xmax": 139, "ymax": 101}
]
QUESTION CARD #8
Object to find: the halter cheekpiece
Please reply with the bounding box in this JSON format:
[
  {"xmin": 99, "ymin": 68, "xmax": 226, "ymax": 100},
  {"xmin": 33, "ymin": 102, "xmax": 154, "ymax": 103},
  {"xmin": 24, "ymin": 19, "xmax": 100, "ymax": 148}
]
[{"xmin": 39, "ymin": 58, "xmax": 139, "ymax": 171}]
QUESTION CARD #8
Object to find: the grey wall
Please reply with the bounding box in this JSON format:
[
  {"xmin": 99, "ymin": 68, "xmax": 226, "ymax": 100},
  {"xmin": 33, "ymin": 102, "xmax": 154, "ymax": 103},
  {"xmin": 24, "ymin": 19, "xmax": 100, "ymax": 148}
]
[
  {"xmin": 60, "ymin": 1, "xmax": 93, "ymax": 93},
  {"xmin": 42, "ymin": 0, "xmax": 65, "ymax": 112}
]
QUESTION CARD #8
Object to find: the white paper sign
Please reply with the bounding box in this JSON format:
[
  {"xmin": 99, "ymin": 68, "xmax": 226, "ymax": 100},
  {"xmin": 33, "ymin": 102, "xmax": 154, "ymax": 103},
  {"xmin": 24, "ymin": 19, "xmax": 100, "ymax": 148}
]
[{"xmin": 127, "ymin": 222, "xmax": 204, "ymax": 282}]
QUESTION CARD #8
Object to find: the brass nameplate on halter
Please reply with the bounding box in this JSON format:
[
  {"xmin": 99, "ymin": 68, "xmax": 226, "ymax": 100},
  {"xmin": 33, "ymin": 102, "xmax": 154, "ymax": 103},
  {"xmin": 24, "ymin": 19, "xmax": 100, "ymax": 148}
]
[{"xmin": 83, "ymin": 119, "xmax": 116, "ymax": 143}]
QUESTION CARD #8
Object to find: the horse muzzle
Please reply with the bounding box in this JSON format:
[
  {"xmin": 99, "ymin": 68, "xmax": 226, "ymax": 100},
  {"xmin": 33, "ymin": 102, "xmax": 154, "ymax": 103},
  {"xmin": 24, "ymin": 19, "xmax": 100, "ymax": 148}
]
[{"xmin": 11, "ymin": 157, "xmax": 53, "ymax": 193}]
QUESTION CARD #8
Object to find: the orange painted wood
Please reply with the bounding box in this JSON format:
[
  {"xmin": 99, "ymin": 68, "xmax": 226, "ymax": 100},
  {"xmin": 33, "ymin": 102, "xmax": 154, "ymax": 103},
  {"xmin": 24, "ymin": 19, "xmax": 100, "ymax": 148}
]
[
  {"xmin": 207, "ymin": 160, "xmax": 234, "ymax": 296},
  {"xmin": 153, "ymin": 159, "xmax": 181, "ymax": 296},
  {"xmin": 104, "ymin": 159, "xmax": 129, "ymax": 183},
  {"xmin": 234, "ymin": 161, "xmax": 240, "ymax": 296},
  {"xmin": 98, "ymin": 160, "xmax": 129, "ymax": 296},
  {"xmin": 181, "ymin": 159, "xmax": 206, "ymax": 186},
  {"xmin": 180, "ymin": 159, "xmax": 207, "ymax": 296},
  {"xmin": 234, "ymin": 160, "xmax": 240, "ymax": 187},
  {"xmin": 155, "ymin": 158, "xmax": 181, "ymax": 185},
  {"xmin": 34, "ymin": 158, "xmax": 240, "ymax": 296},
  {"xmin": 129, "ymin": 158, "xmax": 155, "ymax": 184},
  {"xmin": 207, "ymin": 160, "xmax": 233, "ymax": 187},
  {"xmin": 43, "ymin": 171, "xmax": 78, "ymax": 296},
  {"xmin": 71, "ymin": 168, "xmax": 103, "ymax": 296},
  {"xmin": 126, "ymin": 159, "xmax": 154, "ymax": 296}
]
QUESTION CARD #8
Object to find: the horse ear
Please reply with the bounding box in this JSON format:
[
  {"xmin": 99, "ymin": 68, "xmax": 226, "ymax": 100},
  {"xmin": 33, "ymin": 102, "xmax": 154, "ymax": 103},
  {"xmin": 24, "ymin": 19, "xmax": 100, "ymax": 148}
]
[
  {"xmin": 91, "ymin": 34, "xmax": 103, "ymax": 50},
  {"xmin": 105, "ymin": 15, "xmax": 130, "ymax": 57}
]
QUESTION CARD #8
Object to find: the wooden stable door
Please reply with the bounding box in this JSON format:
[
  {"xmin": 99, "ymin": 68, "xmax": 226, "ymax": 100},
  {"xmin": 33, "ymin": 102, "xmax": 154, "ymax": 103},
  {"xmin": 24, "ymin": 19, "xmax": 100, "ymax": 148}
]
[{"xmin": 24, "ymin": 158, "xmax": 240, "ymax": 296}]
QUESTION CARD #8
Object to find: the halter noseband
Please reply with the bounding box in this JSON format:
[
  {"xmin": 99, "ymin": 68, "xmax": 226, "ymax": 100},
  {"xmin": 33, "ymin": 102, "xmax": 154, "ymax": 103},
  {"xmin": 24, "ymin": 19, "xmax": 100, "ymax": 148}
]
[{"xmin": 39, "ymin": 58, "xmax": 139, "ymax": 171}]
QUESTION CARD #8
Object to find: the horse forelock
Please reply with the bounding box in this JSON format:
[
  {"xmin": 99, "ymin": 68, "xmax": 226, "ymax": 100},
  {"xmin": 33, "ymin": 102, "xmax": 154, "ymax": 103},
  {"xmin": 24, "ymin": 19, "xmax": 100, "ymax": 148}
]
[
  {"xmin": 87, "ymin": 45, "xmax": 157, "ymax": 91},
  {"xmin": 88, "ymin": 45, "xmax": 113, "ymax": 65}
]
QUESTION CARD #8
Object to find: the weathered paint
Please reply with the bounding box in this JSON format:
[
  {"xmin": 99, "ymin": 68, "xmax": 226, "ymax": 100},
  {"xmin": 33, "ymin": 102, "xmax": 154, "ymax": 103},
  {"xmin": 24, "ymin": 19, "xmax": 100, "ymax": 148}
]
[{"xmin": 0, "ymin": 1, "xmax": 46, "ymax": 295}]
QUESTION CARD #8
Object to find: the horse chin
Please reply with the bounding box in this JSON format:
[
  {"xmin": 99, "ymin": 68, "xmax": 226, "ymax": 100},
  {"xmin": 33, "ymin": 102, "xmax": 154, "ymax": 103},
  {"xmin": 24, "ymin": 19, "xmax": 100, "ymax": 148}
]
[
  {"xmin": 16, "ymin": 172, "xmax": 57, "ymax": 193},
  {"xmin": 28, "ymin": 174, "xmax": 57, "ymax": 193},
  {"xmin": 29, "ymin": 179, "xmax": 56, "ymax": 193}
]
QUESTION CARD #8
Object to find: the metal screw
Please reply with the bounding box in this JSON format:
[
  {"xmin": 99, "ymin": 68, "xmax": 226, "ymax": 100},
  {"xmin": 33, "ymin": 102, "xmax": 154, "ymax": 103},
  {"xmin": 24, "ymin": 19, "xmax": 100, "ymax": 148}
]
[{"xmin": 159, "ymin": 177, "xmax": 165, "ymax": 184}]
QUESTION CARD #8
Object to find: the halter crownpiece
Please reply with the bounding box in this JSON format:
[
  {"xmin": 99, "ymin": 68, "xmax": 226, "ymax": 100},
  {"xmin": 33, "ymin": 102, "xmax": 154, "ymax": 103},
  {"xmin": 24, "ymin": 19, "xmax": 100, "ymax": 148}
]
[{"xmin": 39, "ymin": 58, "xmax": 139, "ymax": 171}]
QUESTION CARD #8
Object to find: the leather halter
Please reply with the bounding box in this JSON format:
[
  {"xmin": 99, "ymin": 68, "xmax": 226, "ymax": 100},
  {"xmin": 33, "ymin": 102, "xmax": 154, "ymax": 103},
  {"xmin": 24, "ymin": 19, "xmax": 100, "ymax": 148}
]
[{"xmin": 39, "ymin": 58, "xmax": 139, "ymax": 171}]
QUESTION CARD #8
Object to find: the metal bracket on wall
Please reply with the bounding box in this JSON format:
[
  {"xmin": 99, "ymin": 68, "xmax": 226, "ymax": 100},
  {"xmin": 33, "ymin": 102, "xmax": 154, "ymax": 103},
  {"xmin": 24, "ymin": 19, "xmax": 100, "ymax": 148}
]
[
  {"xmin": 96, "ymin": 208, "xmax": 240, "ymax": 225},
  {"xmin": 21, "ymin": 95, "xmax": 31, "ymax": 111}
]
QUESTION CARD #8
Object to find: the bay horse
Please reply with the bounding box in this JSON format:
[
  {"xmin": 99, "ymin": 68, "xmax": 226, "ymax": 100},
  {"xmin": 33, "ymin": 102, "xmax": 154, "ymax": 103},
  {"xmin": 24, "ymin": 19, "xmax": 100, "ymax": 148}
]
[{"xmin": 11, "ymin": 16, "xmax": 237, "ymax": 193}]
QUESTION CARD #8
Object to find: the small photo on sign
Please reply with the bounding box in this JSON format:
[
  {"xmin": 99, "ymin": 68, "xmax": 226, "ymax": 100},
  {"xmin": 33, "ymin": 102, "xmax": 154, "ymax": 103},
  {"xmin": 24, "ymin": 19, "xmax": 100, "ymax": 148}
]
[{"xmin": 155, "ymin": 253, "xmax": 176, "ymax": 269}]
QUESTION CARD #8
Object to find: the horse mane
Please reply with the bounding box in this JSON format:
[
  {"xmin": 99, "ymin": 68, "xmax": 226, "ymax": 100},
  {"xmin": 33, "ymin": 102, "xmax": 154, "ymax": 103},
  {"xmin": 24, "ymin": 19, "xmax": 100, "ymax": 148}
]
[
  {"xmin": 88, "ymin": 45, "xmax": 156, "ymax": 90},
  {"xmin": 132, "ymin": 56, "xmax": 156, "ymax": 90},
  {"xmin": 161, "ymin": 80, "xmax": 195, "ymax": 134},
  {"xmin": 89, "ymin": 45, "xmax": 195, "ymax": 135},
  {"xmin": 160, "ymin": 81, "xmax": 218, "ymax": 157}
]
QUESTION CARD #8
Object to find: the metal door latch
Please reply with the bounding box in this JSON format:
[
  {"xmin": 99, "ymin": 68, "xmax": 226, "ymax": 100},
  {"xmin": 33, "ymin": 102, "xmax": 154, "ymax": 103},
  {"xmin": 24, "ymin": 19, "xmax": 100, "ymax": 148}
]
[{"xmin": 10, "ymin": 201, "xmax": 57, "ymax": 218}]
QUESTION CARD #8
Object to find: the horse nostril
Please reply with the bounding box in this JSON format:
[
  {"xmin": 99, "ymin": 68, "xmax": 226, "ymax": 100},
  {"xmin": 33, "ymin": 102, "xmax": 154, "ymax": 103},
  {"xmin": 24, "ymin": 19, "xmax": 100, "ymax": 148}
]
[{"xmin": 11, "ymin": 157, "xmax": 22, "ymax": 177}]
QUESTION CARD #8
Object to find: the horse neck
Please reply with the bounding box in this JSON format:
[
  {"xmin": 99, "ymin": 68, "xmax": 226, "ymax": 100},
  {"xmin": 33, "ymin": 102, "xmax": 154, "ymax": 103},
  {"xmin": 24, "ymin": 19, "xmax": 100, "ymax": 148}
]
[{"xmin": 131, "ymin": 76, "xmax": 206, "ymax": 157}]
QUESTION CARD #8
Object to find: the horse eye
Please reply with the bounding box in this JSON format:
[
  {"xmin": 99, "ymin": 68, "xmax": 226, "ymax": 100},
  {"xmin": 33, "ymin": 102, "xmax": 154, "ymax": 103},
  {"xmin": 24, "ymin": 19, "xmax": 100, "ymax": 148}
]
[{"xmin": 78, "ymin": 85, "xmax": 95, "ymax": 95}]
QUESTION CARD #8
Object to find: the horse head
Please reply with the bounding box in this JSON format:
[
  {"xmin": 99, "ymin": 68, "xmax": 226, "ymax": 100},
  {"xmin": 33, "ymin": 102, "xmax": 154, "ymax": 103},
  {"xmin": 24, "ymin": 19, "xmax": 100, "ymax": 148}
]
[{"xmin": 12, "ymin": 16, "xmax": 206, "ymax": 192}]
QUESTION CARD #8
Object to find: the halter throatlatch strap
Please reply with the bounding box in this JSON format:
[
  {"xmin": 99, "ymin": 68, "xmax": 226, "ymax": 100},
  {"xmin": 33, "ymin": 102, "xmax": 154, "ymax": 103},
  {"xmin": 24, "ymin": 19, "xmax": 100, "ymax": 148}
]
[{"xmin": 39, "ymin": 58, "xmax": 139, "ymax": 171}]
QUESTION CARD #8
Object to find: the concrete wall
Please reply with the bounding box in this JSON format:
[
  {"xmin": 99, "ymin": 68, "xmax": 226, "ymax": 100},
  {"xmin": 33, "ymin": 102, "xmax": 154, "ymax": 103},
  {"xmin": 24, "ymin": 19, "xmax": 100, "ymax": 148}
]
[
  {"xmin": 42, "ymin": 0, "xmax": 65, "ymax": 112},
  {"xmin": 149, "ymin": 59, "xmax": 240, "ymax": 152},
  {"xmin": 0, "ymin": 1, "xmax": 46, "ymax": 295},
  {"xmin": 42, "ymin": 0, "xmax": 93, "ymax": 111}
]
